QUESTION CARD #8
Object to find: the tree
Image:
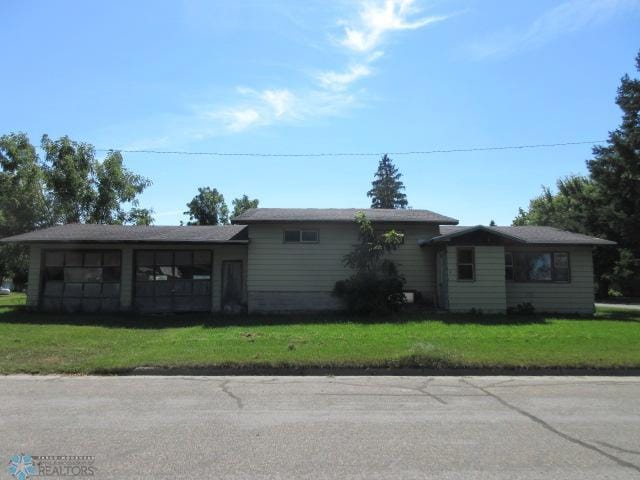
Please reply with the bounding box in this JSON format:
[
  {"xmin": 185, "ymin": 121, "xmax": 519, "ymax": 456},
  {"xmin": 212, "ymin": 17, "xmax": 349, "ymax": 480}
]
[
  {"xmin": 184, "ymin": 187, "xmax": 229, "ymax": 225},
  {"xmin": 333, "ymin": 212, "xmax": 406, "ymax": 313},
  {"xmin": 514, "ymin": 50, "xmax": 640, "ymax": 295},
  {"xmin": 127, "ymin": 208, "xmax": 155, "ymax": 225},
  {"xmin": 232, "ymin": 194, "xmax": 259, "ymax": 218},
  {"xmin": 489, "ymin": 220, "xmax": 496, "ymax": 226},
  {"xmin": 0, "ymin": 133, "xmax": 153, "ymax": 287},
  {"xmin": 40, "ymin": 136, "xmax": 151, "ymax": 224},
  {"xmin": 367, "ymin": 154, "xmax": 408, "ymax": 209},
  {"xmin": 0, "ymin": 133, "xmax": 48, "ymax": 288}
]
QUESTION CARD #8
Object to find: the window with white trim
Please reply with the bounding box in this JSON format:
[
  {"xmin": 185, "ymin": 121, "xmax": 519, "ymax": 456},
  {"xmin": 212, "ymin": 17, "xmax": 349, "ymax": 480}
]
[
  {"xmin": 507, "ymin": 251, "xmax": 570, "ymax": 282},
  {"xmin": 456, "ymin": 247, "xmax": 475, "ymax": 281}
]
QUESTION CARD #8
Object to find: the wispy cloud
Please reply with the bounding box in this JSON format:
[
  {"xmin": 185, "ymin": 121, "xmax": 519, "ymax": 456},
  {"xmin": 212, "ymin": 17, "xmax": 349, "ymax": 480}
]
[
  {"xmin": 126, "ymin": 1, "xmax": 450, "ymax": 144},
  {"xmin": 316, "ymin": 64, "xmax": 372, "ymax": 91},
  {"xmin": 470, "ymin": 0, "xmax": 637, "ymax": 60},
  {"xmin": 338, "ymin": 0, "xmax": 449, "ymax": 53}
]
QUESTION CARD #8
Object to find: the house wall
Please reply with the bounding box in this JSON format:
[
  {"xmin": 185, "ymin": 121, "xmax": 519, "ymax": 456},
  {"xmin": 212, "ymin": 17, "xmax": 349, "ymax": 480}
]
[
  {"xmin": 246, "ymin": 222, "xmax": 440, "ymax": 312},
  {"xmin": 27, "ymin": 243, "xmax": 247, "ymax": 312},
  {"xmin": 446, "ymin": 245, "xmax": 507, "ymax": 313},
  {"xmin": 505, "ymin": 245, "xmax": 594, "ymax": 314}
]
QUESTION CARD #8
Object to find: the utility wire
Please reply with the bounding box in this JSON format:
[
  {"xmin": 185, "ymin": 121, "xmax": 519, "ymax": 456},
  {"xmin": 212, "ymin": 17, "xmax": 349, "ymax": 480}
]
[{"xmin": 93, "ymin": 140, "xmax": 606, "ymax": 158}]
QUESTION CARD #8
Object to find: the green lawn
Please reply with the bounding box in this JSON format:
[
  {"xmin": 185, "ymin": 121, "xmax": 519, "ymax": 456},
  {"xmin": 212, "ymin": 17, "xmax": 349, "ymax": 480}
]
[{"xmin": 1, "ymin": 292, "xmax": 639, "ymax": 374}]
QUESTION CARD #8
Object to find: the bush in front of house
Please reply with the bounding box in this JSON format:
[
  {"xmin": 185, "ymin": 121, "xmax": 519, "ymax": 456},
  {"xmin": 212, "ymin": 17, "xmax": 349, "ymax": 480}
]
[{"xmin": 333, "ymin": 212, "xmax": 406, "ymax": 314}]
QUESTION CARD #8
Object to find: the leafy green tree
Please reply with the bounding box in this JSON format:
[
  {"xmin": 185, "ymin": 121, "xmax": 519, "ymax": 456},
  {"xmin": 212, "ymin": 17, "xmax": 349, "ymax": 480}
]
[
  {"xmin": 334, "ymin": 212, "xmax": 406, "ymax": 313},
  {"xmin": 0, "ymin": 133, "xmax": 48, "ymax": 287},
  {"xmin": 184, "ymin": 187, "xmax": 229, "ymax": 225},
  {"xmin": 514, "ymin": 51, "xmax": 640, "ymax": 295},
  {"xmin": 127, "ymin": 208, "xmax": 155, "ymax": 225},
  {"xmin": 41, "ymin": 136, "xmax": 151, "ymax": 224},
  {"xmin": 232, "ymin": 194, "xmax": 259, "ymax": 218},
  {"xmin": 367, "ymin": 154, "xmax": 408, "ymax": 209}
]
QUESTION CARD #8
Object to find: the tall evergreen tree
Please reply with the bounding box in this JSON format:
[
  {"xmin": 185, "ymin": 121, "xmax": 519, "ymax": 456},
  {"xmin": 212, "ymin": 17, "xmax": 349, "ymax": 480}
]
[
  {"xmin": 514, "ymin": 50, "xmax": 640, "ymax": 295},
  {"xmin": 367, "ymin": 154, "xmax": 408, "ymax": 209}
]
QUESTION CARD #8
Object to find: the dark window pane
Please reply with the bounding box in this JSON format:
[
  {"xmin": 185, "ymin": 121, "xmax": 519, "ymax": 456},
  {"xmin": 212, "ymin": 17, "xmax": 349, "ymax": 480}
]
[
  {"xmin": 528, "ymin": 254, "xmax": 552, "ymax": 281},
  {"xmin": 505, "ymin": 267, "xmax": 514, "ymax": 281},
  {"xmin": 192, "ymin": 265, "xmax": 211, "ymax": 280},
  {"xmin": 193, "ymin": 280, "xmax": 210, "ymax": 295},
  {"xmin": 83, "ymin": 283, "xmax": 102, "ymax": 297},
  {"xmin": 173, "ymin": 279, "xmax": 192, "ymax": 295},
  {"xmin": 554, "ymin": 253, "xmax": 569, "ymax": 268},
  {"xmin": 554, "ymin": 268, "xmax": 570, "ymax": 282},
  {"xmin": 284, "ymin": 230, "xmax": 300, "ymax": 242},
  {"xmin": 44, "ymin": 281, "xmax": 64, "ymax": 297},
  {"xmin": 457, "ymin": 248, "xmax": 474, "ymax": 265},
  {"xmin": 175, "ymin": 265, "xmax": 193, "ymax": 279},
  {"xmin": 136, "ymin": 266, "xmax": 154, "ymax": 281},
  {"xmin": 103, "ymin": 252, "xmax": 121, "ymax": 266},
  {"xmin": 155, "ymin": 265, "xmax": 173, "ymax": 280},
  {"xmin": 193, "ymin": 251, "xmax": 211, "ymax": 265},
  {"xmin": 65, "ymin": 267, "xmax": 85, "ymax": 282},
  {"xmin": 64, "ymin": 283, "xmax": 83, "ymax": 297},
  {"xmin": 301, "ymin": 230, "xmax": 319, "ymax": 242},
  {"xmin": 155, "ymin": 251, "xmax": 172, "ymax": 265},
  {"xmin": 136, "ymin": 251, "xmax": 154, "ymax": 266},
  {"xmin": 135, "ymin": 282, "xmax": 154, "ymax": 297},
  {"xmin": 103, "ymin": 267, "xmax": 121, "ymax": 282},
  {"xmin": 45, "ymin": 267, "xmax": 64, "ymax": 281},
  {"xmin": 458, "ymin": 264, "xmax": 474, "ymax": 280},
  {"xmin": 505, "ymin": 253, "xmax": 513, "ymax": 267},
  {"xmin": 174, "ymin": 251, "xmax": 192, "ymax": 266},
  {"xmin": 84, "ymin": 252, "xmax": 102, "ymax": 267},
  {"xmin": 65, "ymin": 251, "xmax": 83, "ymax": 266},
  {"xmin": 45, "ymin": 251, "xmax": 64, "ymax": 267},
  {"xmin": 83, "ymin": 268, "xmax": 102, "ymax": 283},
  {"xmin": 102, "ymin": 283, "xmax": 120, "ymax": 298}
]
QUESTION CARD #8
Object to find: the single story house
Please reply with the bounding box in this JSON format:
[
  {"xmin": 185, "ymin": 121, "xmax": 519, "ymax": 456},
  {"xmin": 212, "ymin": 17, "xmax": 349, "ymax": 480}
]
[{"xmin": 1, "ymin": 208, "xmax": 615, "ymax": 314}]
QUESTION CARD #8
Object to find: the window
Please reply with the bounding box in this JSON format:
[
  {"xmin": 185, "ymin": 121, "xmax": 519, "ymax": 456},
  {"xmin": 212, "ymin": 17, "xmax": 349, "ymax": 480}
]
[
  {"xmin": 283, "ymin": 230, "xmax": 319, "ymax": 243},
  {"xmin": 505, "ymin": 252, "xmax": 514, "ymax": 281},
  {"xmin": 508, "ymin": 251, "xmax": 570, "ymax": 282},
  {"xmin": 42, "ymin": 250, "xmax": 122, "ymax": 312},
  {"xmin": 457, "ymin": 247, "xmax": 475, "ymax": 281}
]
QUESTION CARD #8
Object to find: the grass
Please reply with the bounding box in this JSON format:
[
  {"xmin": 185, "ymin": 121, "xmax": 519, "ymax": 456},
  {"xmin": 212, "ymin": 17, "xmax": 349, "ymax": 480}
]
[{"xmin": 1, "ymin": 292, "xmax": 639, "ymax": 374}]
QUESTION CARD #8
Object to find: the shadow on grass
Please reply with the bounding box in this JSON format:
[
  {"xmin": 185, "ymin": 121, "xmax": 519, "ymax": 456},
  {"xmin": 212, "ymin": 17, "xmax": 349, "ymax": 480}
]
[
  {"xmin": 0, "ymin": 304, "xmax": 637, "ymax": 329},
  {"xmin": 0, "ymin": 306, "xmax": 549, "ymax": 329}
]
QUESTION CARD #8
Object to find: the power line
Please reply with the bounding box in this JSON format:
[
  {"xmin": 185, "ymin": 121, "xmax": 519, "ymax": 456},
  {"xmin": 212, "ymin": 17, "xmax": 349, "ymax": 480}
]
[{"xmin": 92, "ymin": 140, "xmax": 606, "ymax": 158}]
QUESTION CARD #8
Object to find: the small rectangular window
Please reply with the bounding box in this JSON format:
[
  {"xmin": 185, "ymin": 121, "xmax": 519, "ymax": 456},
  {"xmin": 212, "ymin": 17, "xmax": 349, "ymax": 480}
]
[
  {"xmin": 505, "ymin": 252, "xmax": 514, "ymax": 281},
  {"xmin": 457, "ymin": 247, "xmax": 475, "ymax": 281},
  {"xmin": 300, "ymin": 230, "xmax": 319, "ymax": 242},
  {"xmin": 284, "ymin": 230, "xmax": 300, "ymax": 242},
  {"xmin": 553, "ymin": 252, "xmax": 570, "ymax": 282}
]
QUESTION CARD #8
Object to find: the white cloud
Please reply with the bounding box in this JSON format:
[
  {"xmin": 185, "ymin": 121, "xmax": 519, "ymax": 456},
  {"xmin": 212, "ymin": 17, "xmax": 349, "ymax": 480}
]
[
  {"xmin": 260, "ymin": 89, "xmax": 297, "ymax": 118},
  {"xmin": 212, "ymin": 107, "xmax": 262, "ymax": 132},
  {"xmin": 339, "ymin": 0, "xmax": 448, "ymax": 53},
  {"xmin": 470, "ymin": 0, "xmax": 638, "ymax": 59},
  {"xmin": 316, "ymin": 64, "xmax": 372, "ymax": 91}
]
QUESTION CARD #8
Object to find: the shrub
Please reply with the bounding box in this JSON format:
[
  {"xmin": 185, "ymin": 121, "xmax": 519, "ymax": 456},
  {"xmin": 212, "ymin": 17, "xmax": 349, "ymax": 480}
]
[
  {"xmin": 333, "ymin": 213, "xmax": 406, "ymax": 314},
  {"xmin": 507, "ymin": 302, "xmax": 536, "ymax": 315}
]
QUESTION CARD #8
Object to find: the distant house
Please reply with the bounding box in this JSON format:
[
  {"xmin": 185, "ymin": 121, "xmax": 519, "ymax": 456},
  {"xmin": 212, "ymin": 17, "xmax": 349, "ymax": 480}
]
[{"xmin": 1, "ymin": 208, "xmax": 614, "ymax": 314}]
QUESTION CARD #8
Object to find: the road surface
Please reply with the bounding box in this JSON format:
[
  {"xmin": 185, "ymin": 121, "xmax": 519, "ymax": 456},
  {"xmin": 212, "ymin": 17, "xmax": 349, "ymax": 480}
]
[{"xmin": 1, "ymin": 376, "xmax": 639, "ymax": 479}]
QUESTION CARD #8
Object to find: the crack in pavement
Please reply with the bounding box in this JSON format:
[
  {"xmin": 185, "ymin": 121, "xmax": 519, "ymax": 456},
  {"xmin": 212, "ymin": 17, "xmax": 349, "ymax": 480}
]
[
  {"xmin": 328, "ymin": 379, "xmax": 448, "ymax": 404},
  {"xmin": 461, "ymin": 378, "xmax": 640, "ymax": 475},
  {"xmin": 597, "ymin": 441, "xmax": 640, "ymax": 456},
  {"xmin": 219, "ymin": 380, "xmax": 244, "ymax": 409}
]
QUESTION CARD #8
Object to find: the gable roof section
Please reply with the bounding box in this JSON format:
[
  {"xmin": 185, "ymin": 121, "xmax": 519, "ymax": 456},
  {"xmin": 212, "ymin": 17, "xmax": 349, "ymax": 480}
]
[
  {"xmin": 0, "ymin": 224, "xmax": 249, "ymax": 244},
  {"xmin": 425, "ymin": 225, "xmax": 616, "ymax": 246},
  {"xmin": 232, "ymin": 208, "xmax": 459, "ymax": 224}
]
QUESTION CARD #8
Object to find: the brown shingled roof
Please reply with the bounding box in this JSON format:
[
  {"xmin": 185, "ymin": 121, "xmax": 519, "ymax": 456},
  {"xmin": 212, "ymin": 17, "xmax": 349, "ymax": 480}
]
[
  {"xmin": 232, "ymin": 208, "xmax": 458, "ymax": 224},
  {"xmin": 430, "ymin": 225, "xmax": 615, "ymax": 246},
  {"xmin": 0, "ymin": 224, "xmax": 248, "ymax": 244}
]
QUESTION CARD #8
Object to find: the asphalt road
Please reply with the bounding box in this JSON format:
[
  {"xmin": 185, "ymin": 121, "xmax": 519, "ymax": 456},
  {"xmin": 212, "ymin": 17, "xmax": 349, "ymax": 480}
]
[{"xmin": 1, "ymin": 376, "xmax": 639, "ymax": 479}]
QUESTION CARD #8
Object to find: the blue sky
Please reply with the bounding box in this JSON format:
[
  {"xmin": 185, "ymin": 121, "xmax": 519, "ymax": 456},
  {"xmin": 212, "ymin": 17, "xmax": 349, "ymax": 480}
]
[{"xmin": 2, "ymin": 0, "xmax": 639, "ymax": 225}]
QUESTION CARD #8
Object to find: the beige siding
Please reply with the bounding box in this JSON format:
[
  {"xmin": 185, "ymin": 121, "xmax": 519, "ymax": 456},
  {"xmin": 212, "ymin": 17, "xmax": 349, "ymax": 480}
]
[
  {"xmin": 506, "ymin": 246, "xmax": 595, "ymax": 314},
  {"xmin": 246, "ymin": 222, "xmax": 439, "ymax": 311},
  {"xmin": 26, "ymin": 245, "xmax": 41, "ymax": 308},
  {"xmin": 447, "ymin": 245, "xmax": 506, "ymax": 313}
]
